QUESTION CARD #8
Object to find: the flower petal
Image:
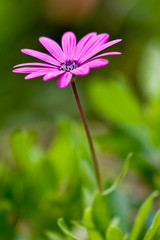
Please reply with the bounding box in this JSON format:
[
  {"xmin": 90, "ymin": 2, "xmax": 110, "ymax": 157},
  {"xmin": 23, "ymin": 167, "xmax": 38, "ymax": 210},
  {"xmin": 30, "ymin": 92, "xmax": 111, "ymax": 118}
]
[
  {"xmin": 95, "ymin": 33, "xmax": 109, "ymax": 45},
  {"xmin": 79, "ymin": 33, "xmax": 109, "ymax": 57},
  {"xmin": 102, "ymin": 39, "xmax": 122, "ymax": 49},
  {"xmin": 75, "ymin": 34, "xmax": 100, "ymax": 62},
  {"xmin": 71, "ymin": 65, "xmax": 90, "ymax": 76},
  {"xmin": 39, "ymin": 37, "xmax": 65, "ymax": 62},
  {"xmin": 79, "ymin": 39, "xmax": 122, "ymax": 64},
  {"xmin": 57, "ymin": 72, "xmax": 72, "ymax": 88},
  {"xmin": 13, "ymin": 67, "xmax": 56, "ymax": 73},
  {"xmin": 74, "ymin": 32, "xmax": 97, "ymax": 60},
  {"xmin": 43, "ymin": 70, "xmax": 64, "ymax": 81},
  {"xmin": 77, "ymin": 33, "xmax": 109, "ymax": 63},
  {"xmin": 61, "ymin": 32, "xmax": 77, "ymax": 61},
  {"xmin": 89, "ymin": 52, "xmax": 121, "ymax": 61},
  {"xmin": 14, "ymin": 62, "xmax": 57, "ymax": 68},
  {"xmin": 25, "ymin": 71, "xmax": 48, "ymax": 80},
  {"xmin": 83, "ymin": 58, "xmax": 109, "ymax": 68},
  {"xmin": 21, "ymin": 49, "xmax": 60, "ymax": 66}
]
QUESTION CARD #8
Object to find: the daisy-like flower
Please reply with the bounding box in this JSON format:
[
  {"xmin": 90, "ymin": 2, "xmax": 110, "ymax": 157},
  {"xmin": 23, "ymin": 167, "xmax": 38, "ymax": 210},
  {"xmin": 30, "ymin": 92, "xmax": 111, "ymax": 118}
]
[{"xmin": 13, "ymin": 32, "xmax": 122, "ymax": 88}]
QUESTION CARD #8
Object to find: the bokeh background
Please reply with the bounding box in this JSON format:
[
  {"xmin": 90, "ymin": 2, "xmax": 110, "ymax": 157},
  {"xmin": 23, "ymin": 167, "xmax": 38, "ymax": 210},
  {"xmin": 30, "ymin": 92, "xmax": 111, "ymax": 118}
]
[{"xmin": 1, "ymin": 0, "xmax": 160, "ymax": 239}]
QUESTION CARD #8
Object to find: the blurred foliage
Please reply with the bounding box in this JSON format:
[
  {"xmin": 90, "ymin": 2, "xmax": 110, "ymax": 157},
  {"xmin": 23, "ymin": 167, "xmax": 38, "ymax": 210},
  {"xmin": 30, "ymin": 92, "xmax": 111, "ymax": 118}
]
[
  {"xmin": 87, "ymin": 76, "xmax": 160, "ymax": 187},
  {"xmin": 47, "ymin": 169, "xmax": 160, "ymax": 240},
  {"xmin": 1, "ymin": 120, "xmax": 160, "ymax": 239},
  {"xmin": 55, "ymin": 191, "xmax": 160, "ymax": 240},
  {"xmin": 1, "ymin": 0, "xmax": 160, "ymax": 239},
  {"xmin": 0, "ymin": 119, "xmax": 95, "ymax": 239}
]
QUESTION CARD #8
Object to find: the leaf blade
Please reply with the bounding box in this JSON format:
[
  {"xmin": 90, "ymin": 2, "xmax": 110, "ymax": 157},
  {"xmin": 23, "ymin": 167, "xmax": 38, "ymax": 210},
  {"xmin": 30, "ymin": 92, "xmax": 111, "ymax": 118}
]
[
  {"xmin": 103, "ymin": 153, "xmax": 132, "ymax": 196},
  {"xmin": 130, "ymin": 191, "xmax": 159, "ymax": 240},
  {"xmin": 58, "ymin": 218, "xmax": 80, "ymax": 240},
  {"xmin": 106, "ymin": 225, "xmax": 123, "ymax": 240},
  {"xmin": 143, "ymin": 210, "xmax": 160, "ymax": 240}
]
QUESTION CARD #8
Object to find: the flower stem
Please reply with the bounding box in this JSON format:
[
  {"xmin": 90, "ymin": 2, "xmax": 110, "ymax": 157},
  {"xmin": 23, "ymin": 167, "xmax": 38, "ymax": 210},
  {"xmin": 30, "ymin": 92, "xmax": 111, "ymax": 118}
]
[{"xmin": 71, "ymin": 80, "xmax": 102, "ymax": 192}]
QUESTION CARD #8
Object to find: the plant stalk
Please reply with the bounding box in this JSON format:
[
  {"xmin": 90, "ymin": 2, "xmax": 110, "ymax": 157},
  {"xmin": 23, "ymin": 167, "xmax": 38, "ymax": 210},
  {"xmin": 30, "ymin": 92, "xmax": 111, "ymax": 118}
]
[{"xmin": 71, "ymin": 80, "xmax": 102, "ymax": 192}]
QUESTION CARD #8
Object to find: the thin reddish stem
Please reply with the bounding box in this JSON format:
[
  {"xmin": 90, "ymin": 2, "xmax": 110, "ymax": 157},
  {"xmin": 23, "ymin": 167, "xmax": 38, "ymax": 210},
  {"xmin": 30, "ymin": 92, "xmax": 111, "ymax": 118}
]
[{"xmin": 71, "ymin": 80, "xmax": 102, "ymax": 192}]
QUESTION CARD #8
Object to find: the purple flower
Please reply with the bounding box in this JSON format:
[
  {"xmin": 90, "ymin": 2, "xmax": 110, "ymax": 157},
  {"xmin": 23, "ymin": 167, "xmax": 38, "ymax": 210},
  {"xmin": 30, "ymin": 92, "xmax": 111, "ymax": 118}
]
[{"xmin": 13, "ymin": 32, "xmax": 122, "ymax": 88}]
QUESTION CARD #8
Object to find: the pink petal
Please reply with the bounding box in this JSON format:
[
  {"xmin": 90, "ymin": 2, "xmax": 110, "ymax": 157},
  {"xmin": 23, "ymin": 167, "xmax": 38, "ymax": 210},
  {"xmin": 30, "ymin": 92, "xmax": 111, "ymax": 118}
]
[
  {"xmin": 79, "ymin": 39, "xmax": 122, "ymax": 64},
  {"xmin": 74, "ymin": 34, "xmax": 98, "ymax": 62},
  {"xmin": 13, "ymin": 67, "xmax": 56, "ymax": 73},
  {"xmin": 83, "ymin": 58, "xmax": 109, "ymax": 68},
  {"xmin": 25, "ymin": 71, "xmax": 47, "ymax": 80},
  {"xmin": 39, "ymin": 37, "xmax": 65, "ymax": 62},
  {"xmin": 57, "ymin": 72, "xmax": 72, "ymax": 88},
  {"xmin": 70, "ymin": 65, "xmax": 90, "ymax": 76},
  {"xmin": 21, "ymin": 49, "xmax": 60, "ymax": 66},
  {"xmin": 79, "ymin": 33, "xmax": 109, "ymax": 57},
  {"xmin": 77, "ymin": 33, "xmax": 109, "ymax": 63},
  {"xmin": 89, "ymin": 52, "xmax": 121, "ymax": 61},
  {"xmin": 43, "ymin": 70, "xmax": 64, "ymax": 81},
  {"xmin": 61, "ymin": 32, "xmax": 77, "ymax": 61},
  {"xmin": 14, "ymin": 62, "xmax": 57, "ymax": 68},
  {"xmin": 101, "ymin": 39, "xmax": 122, "ymax": 50},
  {"xmin": 74, "ymin": 32, "xmax": 97, "ymax": 60},
  {"xmin": 95, "ymin": 33, "xmax": 109, "ymax": 45}
]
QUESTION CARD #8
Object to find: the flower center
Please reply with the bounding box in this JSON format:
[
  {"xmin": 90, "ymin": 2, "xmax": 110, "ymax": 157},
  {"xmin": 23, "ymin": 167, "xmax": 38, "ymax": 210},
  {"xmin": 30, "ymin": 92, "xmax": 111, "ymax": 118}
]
[{"xmin": 60, "ymin": 60, "xmax": 78, "ymax": 72}]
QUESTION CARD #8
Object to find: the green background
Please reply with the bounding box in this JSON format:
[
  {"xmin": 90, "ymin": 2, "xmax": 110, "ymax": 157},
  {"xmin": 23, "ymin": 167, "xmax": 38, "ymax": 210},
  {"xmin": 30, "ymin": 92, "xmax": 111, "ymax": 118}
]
[{"xmin": 0, "ymin": 0, "xmax": 160, "ymax": 239}]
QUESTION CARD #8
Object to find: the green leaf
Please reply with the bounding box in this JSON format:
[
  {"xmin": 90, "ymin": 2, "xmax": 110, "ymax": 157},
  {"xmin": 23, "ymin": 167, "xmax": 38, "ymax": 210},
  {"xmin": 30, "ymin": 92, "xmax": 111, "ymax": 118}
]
[
  {"xmin": 130, "ymin": 191, "xmax": 159, "ymax": 240},
  {"xmin": 103, "ymin": 153, "xmax": 132, "ymax": 196},
  {"xmin": 91, "ymin": 192, "xmax": 110, "ymax": 237},
  {"xmin": 45, "ymin": 230, "xmax": 66, "ymax": 240},
  {"xmin": 10, "ymin": 129, "xmax": 35, "ymax": 167},
  {"xmin": 138, "ymin": 40, "xmax": 160, "ymax": 100},
  {"xmin": 123, "ymin": 233, "xmax": 129, "ymax": 240},
  {"xmin": 143, "ymin": 210, "xmax": 160, "ymax": 240},
  {"xmin": 83, "ymin": 208, "xmax": 104, "ymax": 240},
  {"xmin": 48, "ymin": 119, "xmax": 91, "ymax": 185},
  {"xmin": 87, "ymin": 79, "xmax": 143, "ymax": 126},
  {"xmin": 79, "ymin": 157, "xmax": 97, "ymax": 192},
  {"xmin": 48, "ymin": 121, "xmax": 77, "ymax": 181},
  {"xmin": 107, "ymin": 190, "xmax": 130, "ymax": 232},
  {"xmin": 58, "ymin": 218, "xmax": 80, "ymax": 240},
  {"xmin": 10, "ymin": 129, "xmax": 43, "ymax": 169},
  {"xmin": 83, "ymin": 208, "xmax": 96, "ymax": 229},
  {"xmin": 106, "ymin": 225, "xmax": 123, "ymax": 240}
]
